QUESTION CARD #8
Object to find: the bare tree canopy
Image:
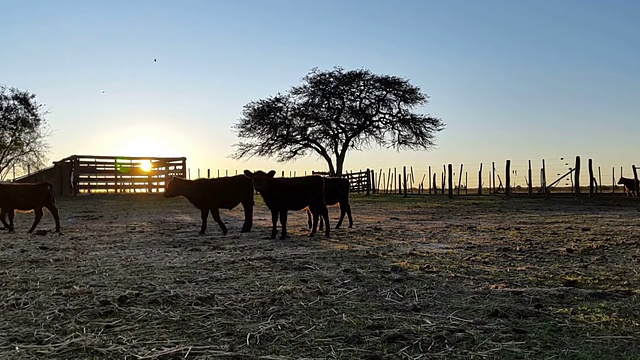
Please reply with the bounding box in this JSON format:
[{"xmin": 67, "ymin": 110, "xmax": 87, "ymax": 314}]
[
  {"xmin": 0, "ymin": 86, "xmax": 50, "ymax": 180},
  {"xmin": 232, "ymin": 67, "xmax": 445, "ymax": 176}
]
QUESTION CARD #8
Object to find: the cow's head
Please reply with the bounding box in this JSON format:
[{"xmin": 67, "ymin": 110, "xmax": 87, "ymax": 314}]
[
  {"xmin": 163, "ymin": 177, "xmax": 184, "ymax": 198},
  {"xmin": 617, "ymin": 177, "xmax": 625, "ymax": 185},
  {"xmin": 244, "ymin": 170, "xmax": 276, "ymax": 192}
]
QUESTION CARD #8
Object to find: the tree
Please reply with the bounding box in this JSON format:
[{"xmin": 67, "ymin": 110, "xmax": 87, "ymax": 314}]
[
  {"xmin": 0, "ymin": 86, "xmax": 51, "ymax": 180},
  {"xmin": 232, "ymin": 67, "xmax": 445, "ymax": 177}
]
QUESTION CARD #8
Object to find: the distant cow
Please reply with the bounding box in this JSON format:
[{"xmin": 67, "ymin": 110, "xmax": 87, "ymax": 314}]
[
  {"xmin": 307, "ymin": 177, "xmax": 353, "ymax": 230},
  {"xmin": 0, "ymin": 182, "xmax": 61, "ymax": 233},
  {"xmin": 163, "ymin": 176, "xmax": 254, "ymax": 235},
  {"xmin": 244, "ymin": 170, "xmax": 329, "ymax": 240},
  {"xmin": 617, "ymin": 177, "xmax": 640, "ymax": 197}
]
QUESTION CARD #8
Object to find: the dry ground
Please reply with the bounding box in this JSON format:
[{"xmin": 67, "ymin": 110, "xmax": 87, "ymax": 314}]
[{"xmin": 1, "ymin": 193, "xmax": 639, "ymax": 359}]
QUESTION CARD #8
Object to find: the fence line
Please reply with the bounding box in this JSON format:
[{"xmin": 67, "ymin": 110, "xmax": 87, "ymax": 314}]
[{"xmin": 190, "ymin": 157, "xmax": 639, "ymax": 198}]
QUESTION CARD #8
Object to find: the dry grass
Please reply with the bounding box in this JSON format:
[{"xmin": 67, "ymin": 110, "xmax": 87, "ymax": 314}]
[{"xmin": 1, "ymin": 193, "xmax": 639, "ymax": 359}]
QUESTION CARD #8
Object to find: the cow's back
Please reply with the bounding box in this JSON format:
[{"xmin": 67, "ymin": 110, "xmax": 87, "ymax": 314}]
[
  {"xmin": 324, "ymin": 177, "xmax": 350, "ymax": 206},
  {"xmin": 262, "ymin": 176, "xmax": 325, "ymax": 211},
  {"xmin": 192, "ymin": 175, "xmax": 254, "ymax": 209},
  {"xmin": 0, "ymin": 182, "xmax": 53, "ymax": 210}
]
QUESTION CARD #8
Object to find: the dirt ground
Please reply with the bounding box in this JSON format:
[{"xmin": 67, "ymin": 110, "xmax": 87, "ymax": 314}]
[{"xmin": 1, "ymin": 193, "xmax": 639, "ymax": 359}]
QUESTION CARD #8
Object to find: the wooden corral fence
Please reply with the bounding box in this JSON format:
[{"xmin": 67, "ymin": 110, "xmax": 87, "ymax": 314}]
[
  {"xmin": 185, "ymin": 167, "xmax": 375, "ymax": 195},
  {"xmin": 15, "ymin": 155, "xmax": 186, "ymax": 195},
  {"xmin": 367, "ymin": 156, "xmax": 640, "ymax": 199},
  {"xmin": 312, "ymin": 169, "xmax": 373, "ymax": 195}
]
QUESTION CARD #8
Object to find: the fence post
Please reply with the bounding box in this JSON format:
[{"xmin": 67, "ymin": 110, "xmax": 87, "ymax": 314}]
[
  {"xmin": 542, "ymin": 159, "xmax": 547, "ymax": 195},
  {"xmin": 448, "ymin": 164, "xmax": 453, "ymax": 198},
  {"xmin": 457, "ymin": 164, "xmax": 463, "ymax": 195},
  {"xmin": 505, "ymin": 160, "xmax": 511, "ymax": 199},
  {"xmin": 147, "ymin": 170, "xmax": 152, "ymax": 193},
  {"xmin": 612, "ymin": 167, "xmax": 615, "ymax": 193},
  {"xmin": 401, "ymin": 166, "xmax": 406, "ymax": 197},
  {"xmin": 633, "ymin": 165, "xmax": 639, "ymax": 196},
  {"xmin": 410, "ymin": 166, "xmax": 415, "ymax": 193},
  {"xmin": 598, "ymin": 166, "xmax": 601, "ymax": 194},
  {"xmin": 492, "ymin": 162, "xmax": 496, "ymax": 195},
  {"xmin": 393, "ymin": 168, "xmax": 397, "ymax": 193},
  {"xmin": 432, "ymin": 173, "xmax": 437, "ymax": 194},
  {"xmin": 528, "ymin": 160, "xmax": 533, "ymax": 197},
  {"xmin": 373, "ymin": 169, "xmax": 377, "ymax": 194},
  {"xmin": 589, "ymin": 159, "xmax": 594, "ymax": 197},
  {"xmin": 574, "ymin": 156, "xmax": 581, "ymax": 195},
  {"xmin": 72, "ymin": 158, "xmax": 79, "ymax": 195},
  {"xmin": 358, "ymin": 169, "xmax": 372, "ymax": 196},
  {"xmin": 428, "ymin": 166, "xmax": 432, "ymax": 194},
  {"xmin": 478, "ymin": 163, "xmax": 483, "ymax": 195}
]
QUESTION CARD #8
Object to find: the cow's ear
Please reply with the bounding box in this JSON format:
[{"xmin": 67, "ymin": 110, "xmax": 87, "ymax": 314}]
[
  {"xmin": 268, "ymin": 170, "xmax": 276, "ymax": 178},
  {"xmin": 243, "ymin": 170, "xmax": 254, "ymax": 178}
]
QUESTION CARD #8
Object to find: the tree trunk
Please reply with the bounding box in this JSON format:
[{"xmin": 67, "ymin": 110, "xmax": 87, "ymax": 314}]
[
  {"xmin": 326, "ymin": 161, "xmax": 336, "ymax": 177},
  {"xmin": 335, "ymin": 154, "xmax": 346, "ymax": 177}
]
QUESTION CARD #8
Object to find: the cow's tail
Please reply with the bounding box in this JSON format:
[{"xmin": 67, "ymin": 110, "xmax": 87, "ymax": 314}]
[{"xmin": 40, "ymin": 181, "xmax": 56, "ymax": 204}]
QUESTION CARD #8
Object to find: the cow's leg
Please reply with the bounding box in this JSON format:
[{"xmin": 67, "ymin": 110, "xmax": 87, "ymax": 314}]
[
  {"xmin": 0, "ymin": 209, "xmax": 9, "ymax": 230},
  {"xmin": 320, "ymin": 206, "xmax": 330, "ymax": 237},
  {"xmin": 270, "ymin": 210, "xmax": 279, "ymax": 239},
  {"xmin": 345, "ymin": 203, "xmax": 353, "ymax": 228},
  {"xmin": 309, "ymin": 209, "xmax": 319, "ymax": 237},
  {"xmin": 240, "ymin": 202, "xmax": 253, "ymax": 232},
  {"xmin": 335, "ymin": 202, "xmax": 347, "ymax": 229},
  {"xmin": 45, "ymin": 204, "xmax": 61, "ymax": 233},
  {"xmin": 199, "ymin": 209, "xmax": 209, "ymax": 235},
  {"xmin": 279, "ymin": 211, "xmax": 289, "ymax": 240},
  {"xmin": 210, "ymin": 208, "xmax": 228, "ymax": 235},
  {"xmin": 28, "ymin": 208, "xmax": 44, "ymax": 233},
  {"xmin": 318, "ymin": 210, "xmax": 325, "ymax": 231},
  {"xmin": 309, "ymin": 204, "xmax": 329, "ymax": 237},
  {"xmin": 307, "ymin": 209, "xmax": 312, "ymax": 229},
  {"xmin": 7, "ymin": 209, "xmax": 15, "ymax": 232}
]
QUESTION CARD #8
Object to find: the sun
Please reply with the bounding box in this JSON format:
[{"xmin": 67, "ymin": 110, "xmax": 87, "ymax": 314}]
[{"xmin": 139, "ymin": 160, "xmax": 153, "ymax": 172}]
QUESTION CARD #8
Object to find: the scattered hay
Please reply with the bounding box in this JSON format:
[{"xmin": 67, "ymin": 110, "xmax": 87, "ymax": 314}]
[{"xmin": 0, "ymin": 194, "xmax": 639, "ymax": 358}]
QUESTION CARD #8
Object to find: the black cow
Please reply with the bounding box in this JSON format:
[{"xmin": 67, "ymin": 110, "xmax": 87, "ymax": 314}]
[
  {"xmin": 617, "ymin": 177, "xmax": 640, "ymax": 197},
  {"xmin": 163, "ymin": 176, "xmax": 254, "ymax": 234},
  {"xmin": 307, "ymin": 177, "xmax": 353, "ymax": 230},
  {"xmin": 244, "ymin": 170, "xmax": 329, "ymax": 240},
  {"xmin": 0, "ymin": 182, "xmax": 61, "ymax": 233}
]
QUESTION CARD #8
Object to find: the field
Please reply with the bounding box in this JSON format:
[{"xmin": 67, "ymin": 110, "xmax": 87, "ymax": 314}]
[{"xmin": 1, "ymin": 193, "xmax": 639, "ymax": 359}]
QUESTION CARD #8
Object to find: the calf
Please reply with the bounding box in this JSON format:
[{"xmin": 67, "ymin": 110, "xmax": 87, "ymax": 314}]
[
  {"xmin": 307, "ymin": 177, "xmax": 353, "ymax": 230},
  {"xmin": 163, "ymin": 176, "xmax": 254, "ymax": 235},
  {"xmin": 617, "ymin": 177, "xmax": 640, "ymax": 197},
  {"xmin": 244, "ymin": 170, "xmax": 329, "ymax": 240},
  {"xmin": 0, "ymin": 182, "xmax": 61, "ymax": 233}
]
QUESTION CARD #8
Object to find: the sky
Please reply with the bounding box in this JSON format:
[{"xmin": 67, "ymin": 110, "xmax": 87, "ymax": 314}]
[{"xmin": 2, "ymin": 0, "xmax": 639, "ymax": 187}]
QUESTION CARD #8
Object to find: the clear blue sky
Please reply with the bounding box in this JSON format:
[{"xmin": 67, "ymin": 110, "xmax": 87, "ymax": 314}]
[{"xmin": 2, "ymin": 0, "xmax": 639, "ymax": 186}]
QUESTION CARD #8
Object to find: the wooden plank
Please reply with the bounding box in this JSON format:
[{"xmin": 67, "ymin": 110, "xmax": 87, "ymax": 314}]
[{"xmin": 66, "ymin": 155, "xmax": 186, "ymax": 161}]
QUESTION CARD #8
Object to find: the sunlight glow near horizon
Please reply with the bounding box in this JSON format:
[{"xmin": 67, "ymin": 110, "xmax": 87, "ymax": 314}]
[
  {"xmin": 139, "ymin": 160, "xmax": 153, "ymax": 172},
  {"xmin": 2, "ymin": 1, "xmax": 639, "ymax": 182}
]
